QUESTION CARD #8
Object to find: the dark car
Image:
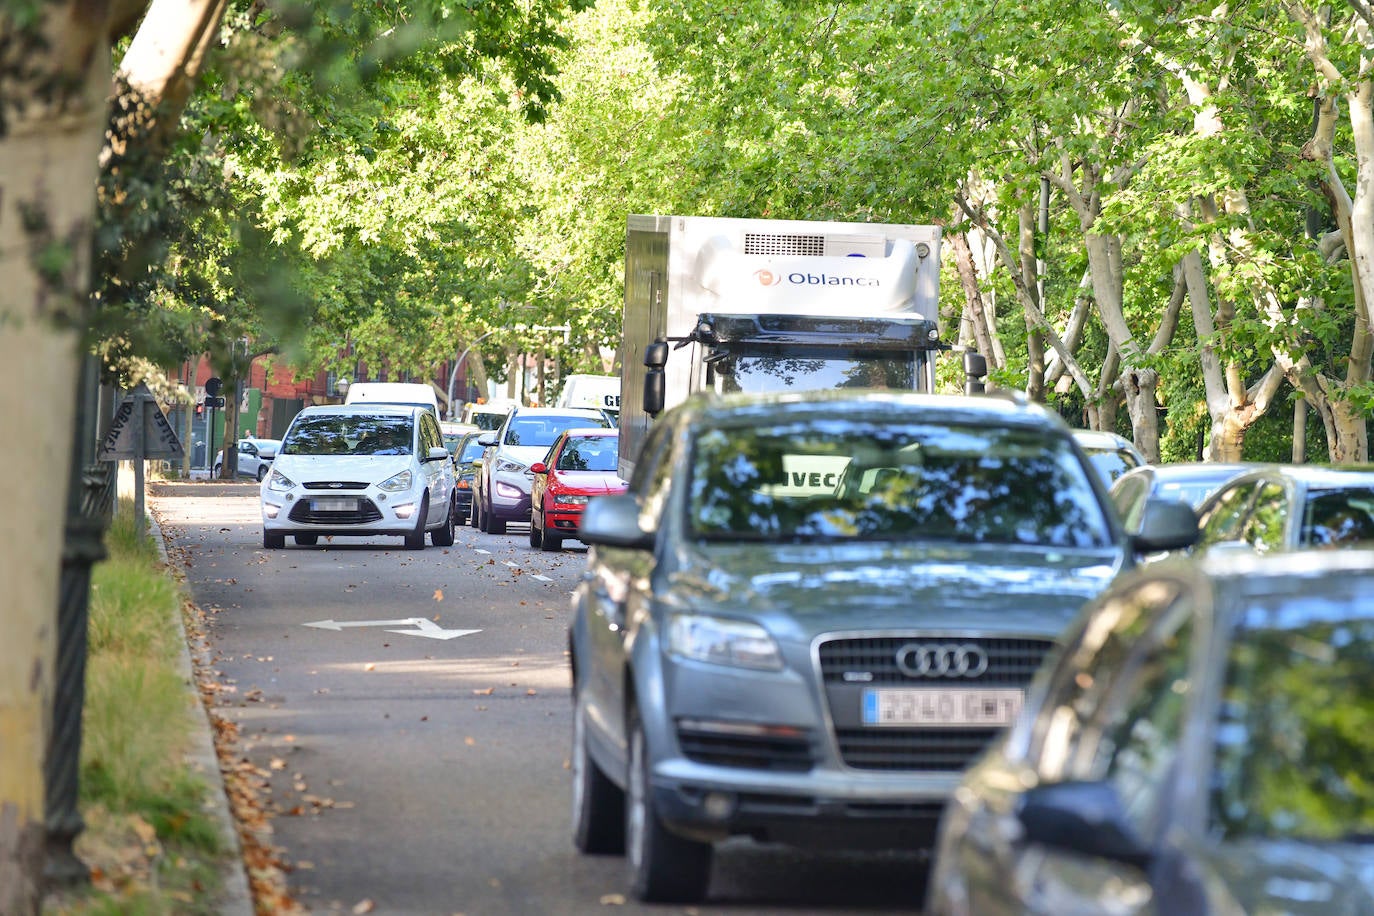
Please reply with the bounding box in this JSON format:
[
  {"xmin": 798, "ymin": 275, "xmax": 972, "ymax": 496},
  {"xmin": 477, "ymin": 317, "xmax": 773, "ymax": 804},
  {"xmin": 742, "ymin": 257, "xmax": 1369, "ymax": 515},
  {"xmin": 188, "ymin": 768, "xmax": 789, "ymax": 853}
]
[
  {"xmin": 928, "ymin": 548, "xmax": 1374, "ymax": 916},
  {"xmin": 1109, "ymin": 461, "xmax": 1255, "ymax": 533},
  {"xmin": 568, "ymin": 389, "xmax": 1197, "ymax": 903},
  {"xmin": 450, "ymin": 431, "xmax": 486, "ymax": 524},
  {"xmin": 528, "ymin": 428, "xmax": 626, "ymax": 552},
  {"xmin": 1194, "ymin": 464, "xmax": 1374, "ymax": 553}
]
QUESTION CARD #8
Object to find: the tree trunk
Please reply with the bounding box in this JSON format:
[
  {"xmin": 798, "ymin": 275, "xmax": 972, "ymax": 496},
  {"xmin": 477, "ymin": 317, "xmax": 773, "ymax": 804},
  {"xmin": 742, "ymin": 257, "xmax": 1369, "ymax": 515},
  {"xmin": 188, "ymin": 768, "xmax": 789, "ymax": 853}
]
[
  {"xmin": 949, "ymin": 230, "xmax": 999, "ymax": 367},
  {"xmin": 1019, "ymin": 203, "xmax": 1045, "ymax": 400},
  {"xmin": 1119, "ymin": 367, "xmax": 1161, "ymax": 463},
  {"xmin": 0, "ymin": 12, "xmax": 114, "ymax": 911}
]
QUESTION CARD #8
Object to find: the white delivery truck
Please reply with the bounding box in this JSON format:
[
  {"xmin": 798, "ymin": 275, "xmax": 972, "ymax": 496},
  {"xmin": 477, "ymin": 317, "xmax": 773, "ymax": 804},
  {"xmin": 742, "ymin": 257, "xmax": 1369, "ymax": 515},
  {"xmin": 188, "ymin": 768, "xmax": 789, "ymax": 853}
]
[
  {"xmin": 556, "ymin": 374, "xmax": 621, "ymax": 423},
  {"xmin": 618, "ymin": 214, "xmax": 948, "ymax": 480}
]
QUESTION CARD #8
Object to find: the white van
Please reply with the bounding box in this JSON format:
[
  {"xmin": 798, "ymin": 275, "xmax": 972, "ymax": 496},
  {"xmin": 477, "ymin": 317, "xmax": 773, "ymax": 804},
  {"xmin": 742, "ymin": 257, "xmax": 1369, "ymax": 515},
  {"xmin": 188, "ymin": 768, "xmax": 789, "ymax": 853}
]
[
  {"xmin": 460, "ymin": 398, "xmax": 517, "ymax": 431},
  {"xmin": 556, "ymin": 375, "xmax": 620, "ymax": 422},
  {"xmin": 344, "ymin": 382, "xmax": 440, "ymax": 421}
]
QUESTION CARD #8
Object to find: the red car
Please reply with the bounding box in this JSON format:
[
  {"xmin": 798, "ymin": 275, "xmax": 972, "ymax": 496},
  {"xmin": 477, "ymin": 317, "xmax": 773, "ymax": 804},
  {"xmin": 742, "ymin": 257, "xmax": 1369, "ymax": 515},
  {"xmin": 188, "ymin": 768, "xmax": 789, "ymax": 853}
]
[{"xmin": 529, "ymin": 428, "xmax": 626, "ymax": 551}]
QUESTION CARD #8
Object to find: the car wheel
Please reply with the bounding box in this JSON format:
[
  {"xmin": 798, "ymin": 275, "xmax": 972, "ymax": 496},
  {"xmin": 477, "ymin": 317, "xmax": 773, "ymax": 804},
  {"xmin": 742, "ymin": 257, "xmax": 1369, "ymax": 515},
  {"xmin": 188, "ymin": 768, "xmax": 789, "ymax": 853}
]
[
  {"xmin": 572, "ymin": 688, "xmax": 624, "ymax": 854},
  {"xmin": 541, "ymin": 530, "xmax": 563, "ymax": 552},
  {"xmin": 294, "ymin": 534, "xmax": 318, "ymax": 546},
  {"xmin": 256, "ymin": 465, "xmax": 268, "ymax": 482},
  {"xmin": 431, "ymin": 495, "xmax": 456, "ymax": 547},
  {"xmin": 626, "ymin": 710, "xmax": 711, "ymax": 902},
  {"xmin": 213, "ymin": 463, "xmax": 222, "ymax": 478},
  {"xmin": 405, "ymin": 495, "xmax": 428, "ymax": 550},
  {"xmin": 487, "ymin": 500, "xmax": 506, "ymax": 535},
  {"xmin": 477, "ymin": 495, "xmax": 490, "ymax": 533},
  {"xmin": 263, "ymin": 530, "xmax": 285, "ymax": 549},
  {"xmin": 529, "ymin": 511, "xmax": 543, "ymax": 549}
]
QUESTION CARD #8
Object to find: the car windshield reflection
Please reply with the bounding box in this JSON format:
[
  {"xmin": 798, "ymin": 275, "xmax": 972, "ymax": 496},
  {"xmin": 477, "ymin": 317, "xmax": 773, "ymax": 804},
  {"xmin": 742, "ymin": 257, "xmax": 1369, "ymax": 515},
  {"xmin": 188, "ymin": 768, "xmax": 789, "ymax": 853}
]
[
  {"xmin": 686, "ymin": 421, "xmax": 1110, "ymax": 547},
  {"xmin": 281, "ymin": 414, "xmax": 414, "ymax": 456}
]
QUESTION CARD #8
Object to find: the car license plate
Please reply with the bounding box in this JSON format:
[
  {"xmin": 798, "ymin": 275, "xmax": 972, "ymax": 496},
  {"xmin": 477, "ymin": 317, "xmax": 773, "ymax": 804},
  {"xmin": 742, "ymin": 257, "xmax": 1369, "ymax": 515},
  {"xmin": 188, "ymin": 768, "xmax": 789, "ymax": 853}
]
[
  {"xmin": 311, "ymin": 497, "xmax": 358, "ymax": 512},
  {"xmin": 861, "ymin": 688, "xmax": 1024, "ymax": 728}
]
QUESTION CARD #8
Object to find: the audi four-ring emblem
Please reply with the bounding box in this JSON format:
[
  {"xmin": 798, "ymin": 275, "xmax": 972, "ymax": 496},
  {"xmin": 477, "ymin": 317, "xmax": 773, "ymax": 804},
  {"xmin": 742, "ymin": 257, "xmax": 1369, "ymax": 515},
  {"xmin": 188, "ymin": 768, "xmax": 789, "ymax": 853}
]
[{"xmin": 895, "ymin": 643, "xmax": 988, "ymax": 678}]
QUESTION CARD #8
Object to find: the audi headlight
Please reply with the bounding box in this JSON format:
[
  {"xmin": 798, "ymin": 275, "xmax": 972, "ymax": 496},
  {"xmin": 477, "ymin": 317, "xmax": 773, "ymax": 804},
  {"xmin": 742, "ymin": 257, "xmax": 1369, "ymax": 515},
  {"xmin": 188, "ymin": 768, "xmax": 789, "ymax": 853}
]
[
  {"xmin": 378, "ymin": 469, "xmax": 414, "ymax": 492},
  {"xmin": 554, "ymin": 494, "xmax": 590, "ymax": 506},
  {"xmin": 667, "ymin": 614, "xmax": 783, "ymax": 671},
  {"xmin": 266, "ymin": 469, "xmax": 295, "ymax": 492},
  {"xmin": 496, "ymin": 458, "xmax": 528, "ymax": 474}
]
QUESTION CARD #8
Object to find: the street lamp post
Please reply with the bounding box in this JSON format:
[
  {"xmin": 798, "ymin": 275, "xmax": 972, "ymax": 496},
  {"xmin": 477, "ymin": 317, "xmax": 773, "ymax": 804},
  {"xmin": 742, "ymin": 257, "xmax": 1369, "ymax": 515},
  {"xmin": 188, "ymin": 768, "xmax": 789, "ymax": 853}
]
[
  {"xmin": 445, "ymin": 329, "xmax": 501, "ymax": 420},
  {"xmin": 336, "ymin": 376, "xmax": 351, "ymax": 403}
]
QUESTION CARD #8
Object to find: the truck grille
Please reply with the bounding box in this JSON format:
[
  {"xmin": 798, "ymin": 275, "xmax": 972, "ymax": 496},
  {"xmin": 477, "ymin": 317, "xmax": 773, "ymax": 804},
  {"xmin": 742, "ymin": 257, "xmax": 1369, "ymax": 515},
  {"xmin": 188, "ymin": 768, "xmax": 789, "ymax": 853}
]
[{"xmin": 817, "ymin": 635, "xmax": 1054, "ymax": 771}]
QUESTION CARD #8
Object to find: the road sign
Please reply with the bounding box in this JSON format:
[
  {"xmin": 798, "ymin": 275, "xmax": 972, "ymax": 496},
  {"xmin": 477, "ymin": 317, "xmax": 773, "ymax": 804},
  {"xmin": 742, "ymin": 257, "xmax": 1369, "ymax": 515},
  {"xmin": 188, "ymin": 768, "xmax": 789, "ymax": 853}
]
[
  {"xmin": 303, "ymin": 617, "xmax": 482, "ymax": 641},
  {"xmin": 98, "ymin": 384, "xmax": 185, "ymax": 461}
]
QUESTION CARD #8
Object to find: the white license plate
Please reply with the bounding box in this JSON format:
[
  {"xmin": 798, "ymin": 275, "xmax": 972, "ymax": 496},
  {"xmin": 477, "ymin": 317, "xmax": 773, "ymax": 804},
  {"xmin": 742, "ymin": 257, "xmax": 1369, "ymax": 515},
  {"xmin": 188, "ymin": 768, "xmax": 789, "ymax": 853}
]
[
  {"xmin": 862, "ymin": 688, "xmax": 1024, "ymax": 728},
  {"xmin": 311, "ymin": 497, "xmax": 359, "ymax": 512}
]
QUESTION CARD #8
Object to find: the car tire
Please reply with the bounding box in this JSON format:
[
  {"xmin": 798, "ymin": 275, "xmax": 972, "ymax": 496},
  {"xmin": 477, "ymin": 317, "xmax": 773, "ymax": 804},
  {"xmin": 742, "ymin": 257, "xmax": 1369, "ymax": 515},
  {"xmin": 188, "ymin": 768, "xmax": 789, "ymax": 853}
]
[
  {"xmin": 487, "ymin": 500, "xmax": 506, "ymax": 535},
  {"xmin": 405, "ymin": 496, "xmax": 428, "ymax": 550},
  {"xmin": 294, "ymin": 534, "xmax": 318, "ymax": 546},
  {"xmin": 477, "ymin": 495, "xmax": 490, "ymax": 533},
  {"xmin": 626, "ymin": 710, "xmax": 711, "ymax": 903},
  {"xmin": 431, "ymin": 495, "xmax": 456, "ymax": 547},
  {"xmin": 572, "ymin": 688, "xmax": 624, "ymax": 854},
  {"xmin": 541, "ymin": 529, "xmax": 563, "ymax": 552},
  {"xmin": 263, "ymin": 530, "xmax": 285, "ymax": 549},
  {"xmin": 256, "ymin": 465, "xmax": 269, "ymax": 482},
  {"xmin": 529, "ymin": 514, "xmax": 543, "ymax": 549},
  {"xmin": 213, "ymin": 463, "xmax": 222, "ymax": 478}
]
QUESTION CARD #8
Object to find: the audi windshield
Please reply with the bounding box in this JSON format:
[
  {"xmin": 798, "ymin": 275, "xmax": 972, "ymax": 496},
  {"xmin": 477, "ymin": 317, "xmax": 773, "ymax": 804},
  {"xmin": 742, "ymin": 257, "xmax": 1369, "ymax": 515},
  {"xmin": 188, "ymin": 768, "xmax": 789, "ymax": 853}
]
[{"xmin": 686, "ymin": 420, "xmax": 1110, "ymax": 547}]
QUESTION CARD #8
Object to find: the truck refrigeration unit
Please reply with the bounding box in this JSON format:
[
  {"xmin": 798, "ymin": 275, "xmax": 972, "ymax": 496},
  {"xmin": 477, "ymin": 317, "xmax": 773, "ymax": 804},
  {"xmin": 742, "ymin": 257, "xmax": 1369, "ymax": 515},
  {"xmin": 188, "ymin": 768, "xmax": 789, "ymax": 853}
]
[{"xmin": 618, "ymin": 214, "xmax": 949, "ymax": 479}]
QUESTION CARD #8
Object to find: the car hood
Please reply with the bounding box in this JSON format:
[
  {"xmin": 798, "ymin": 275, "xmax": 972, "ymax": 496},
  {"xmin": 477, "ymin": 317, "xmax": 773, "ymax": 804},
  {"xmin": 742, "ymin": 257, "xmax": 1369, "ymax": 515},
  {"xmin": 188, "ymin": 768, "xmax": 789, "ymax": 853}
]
[
  {"xmin": 661, "ymin": 540, "xmax": 1124, "ymax": 640},
  {"xmin": 270, "ymin": 453, "xmax": 416, "ymax": 484},
  {"xmin": 1204, "ymin": 839, "xmax": 1374, "ymax": 915},
  {"xmin": 500, "ymin": 445, "xmax": 554, "ymax": 468},
  {"xmin": 553, "ymin": 471, "xmax": 626, "ymax": 493}
]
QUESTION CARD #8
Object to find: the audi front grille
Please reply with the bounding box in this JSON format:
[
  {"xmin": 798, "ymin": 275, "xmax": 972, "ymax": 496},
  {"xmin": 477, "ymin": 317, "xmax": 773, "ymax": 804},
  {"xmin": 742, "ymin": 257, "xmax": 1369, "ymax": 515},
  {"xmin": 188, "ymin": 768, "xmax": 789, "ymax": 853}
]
[
  {"xmin": 817, "ymin": 635, "xmax": 1055, "ymax": 771},
  {"xmin": 675, "ymin": 721, "xmax": 815, "ymax": 772}
]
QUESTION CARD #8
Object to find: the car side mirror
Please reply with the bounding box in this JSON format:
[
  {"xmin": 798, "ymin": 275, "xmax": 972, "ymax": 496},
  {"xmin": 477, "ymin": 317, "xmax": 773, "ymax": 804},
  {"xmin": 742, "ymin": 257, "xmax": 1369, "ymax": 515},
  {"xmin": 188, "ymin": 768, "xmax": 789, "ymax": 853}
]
[
  {"xmin": 478, "ymin": 433, "xmax": 497, "ymax": 447},
  {"xmin": 1017, "ymin": 781, "xmax": 1153, "ymax": 871},
  {"xmin": 1131, "ymin": 498, "xmax": 1198, "ymax": 554},
  {"xmin": 257, "ymin": 445, "xmax": 276, "ymax": 459},
  {"xmin": 531, "ymin": 462, "xmax": 548, "ymax": 474},
  {"xmin": 578, "ymin": 493, "xmax": 654, "ymax": 550},
  {"xmin": 426, "ymin": 446, "xmax": 450, "ymax": 462}
]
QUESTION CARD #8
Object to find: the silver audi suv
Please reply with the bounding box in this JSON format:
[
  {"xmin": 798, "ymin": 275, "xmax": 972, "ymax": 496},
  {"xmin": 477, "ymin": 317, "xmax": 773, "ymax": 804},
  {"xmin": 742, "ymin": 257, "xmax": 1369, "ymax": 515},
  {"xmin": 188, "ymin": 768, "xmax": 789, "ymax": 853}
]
[{"xmin": 567, "ymin": 388, "xmax": 1197, "ymax": 903}]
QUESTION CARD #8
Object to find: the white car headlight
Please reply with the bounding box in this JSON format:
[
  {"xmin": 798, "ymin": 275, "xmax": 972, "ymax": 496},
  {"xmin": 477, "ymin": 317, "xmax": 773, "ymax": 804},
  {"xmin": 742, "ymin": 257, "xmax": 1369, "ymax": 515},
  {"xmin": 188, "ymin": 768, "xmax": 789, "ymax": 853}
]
[
  {"xmin": 667, "ymin": 614, "xmax": 783, "ymax": 671},
  {"xmin": 496, "ymin": 458, "xmax": 528, "ymax": 474},
  {"xmin": 379, "ymin": 469, "xmax": 414, "ymax": 492},
  {"xmin": 266, "ymin": 469, "xmax": 295, "ymax": 492},
  {"xmin": 554, "ymin": 494, "xmax": 590, "ymax": 506}
]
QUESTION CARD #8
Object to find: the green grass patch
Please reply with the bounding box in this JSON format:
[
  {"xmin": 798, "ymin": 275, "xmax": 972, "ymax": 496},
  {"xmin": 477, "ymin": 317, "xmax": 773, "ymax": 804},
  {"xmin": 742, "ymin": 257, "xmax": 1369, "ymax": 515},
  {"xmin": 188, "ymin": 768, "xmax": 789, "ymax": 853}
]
[{"xmin": 44, "ymin": 502, "xmax": 230, "ymax": 915}]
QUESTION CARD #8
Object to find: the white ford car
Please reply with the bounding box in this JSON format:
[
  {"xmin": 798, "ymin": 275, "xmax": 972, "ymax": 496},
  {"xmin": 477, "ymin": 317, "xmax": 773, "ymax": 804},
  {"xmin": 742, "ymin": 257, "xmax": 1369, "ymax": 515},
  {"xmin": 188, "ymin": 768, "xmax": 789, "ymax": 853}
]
[{"xmin": 260, "ymin": 404, "xmax": 456, "ymax": 549}]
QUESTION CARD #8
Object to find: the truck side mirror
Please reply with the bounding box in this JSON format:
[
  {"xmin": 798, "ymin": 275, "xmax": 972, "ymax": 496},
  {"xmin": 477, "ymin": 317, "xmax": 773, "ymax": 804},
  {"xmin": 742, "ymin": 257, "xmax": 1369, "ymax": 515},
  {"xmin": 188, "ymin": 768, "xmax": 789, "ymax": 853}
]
[{"xmin": 643, "ymin": 341, "xmax": 668, "ymax": 417}]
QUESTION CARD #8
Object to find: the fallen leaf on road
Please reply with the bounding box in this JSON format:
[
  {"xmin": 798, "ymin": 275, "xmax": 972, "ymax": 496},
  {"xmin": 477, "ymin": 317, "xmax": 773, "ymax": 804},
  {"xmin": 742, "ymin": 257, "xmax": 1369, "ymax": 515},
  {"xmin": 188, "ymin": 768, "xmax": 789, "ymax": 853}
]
[
  {"xmin": 270, "ymin": 758, "xmax": 287, "ymax": 771},
  {"xmin": 599, "ymin": 894, "xmax": 626, "ymax": 905},
  {"xmin": 526, "ymin": 689, "xmax": 537, "ymax": 696},
  {"xmin": 464, "ymin": 736, "xmax": 476, "ymax": 746},
  {"xmin": 352, "ymin": 899, "xmax": 376, "ymax": 914},
  {"xmin": 433, "ymin": 589, "xmax": 444, "ymax": 602},
  {"xmin": 364, "ymin": 663, "xmax": 376, "ymax": 671},
  {"xmin": 473, "ymin": 687, "xmax": 494, "ymax": 696}
]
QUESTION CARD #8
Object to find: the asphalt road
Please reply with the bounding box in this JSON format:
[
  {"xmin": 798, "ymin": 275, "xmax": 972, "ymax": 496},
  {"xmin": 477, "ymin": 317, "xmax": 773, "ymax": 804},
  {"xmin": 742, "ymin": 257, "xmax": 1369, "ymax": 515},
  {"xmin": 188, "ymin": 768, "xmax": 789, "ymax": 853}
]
[{"xmin": 150, "ymin": 481, "xmax": 928, "ymax": 916}]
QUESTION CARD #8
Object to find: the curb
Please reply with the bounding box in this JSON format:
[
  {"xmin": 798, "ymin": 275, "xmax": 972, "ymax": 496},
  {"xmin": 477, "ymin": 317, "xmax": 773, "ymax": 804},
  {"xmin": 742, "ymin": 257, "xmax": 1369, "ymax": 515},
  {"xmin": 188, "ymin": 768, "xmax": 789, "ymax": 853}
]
[{"xmin": 146, "ymin": 508, "xmax": 256, "ymax": 916}]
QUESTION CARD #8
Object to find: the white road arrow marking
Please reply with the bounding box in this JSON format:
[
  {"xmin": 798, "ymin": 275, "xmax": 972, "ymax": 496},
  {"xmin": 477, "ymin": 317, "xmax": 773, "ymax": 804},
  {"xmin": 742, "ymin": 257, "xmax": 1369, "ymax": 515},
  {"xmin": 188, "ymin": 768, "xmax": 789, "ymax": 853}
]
[
  {"xmin": 303, "ymin": 617, "xmax": 481, "ymax": 641},
  {"xmin": 531, "ymin": 574, "xmax": 552, "ymax": 582},
  {"xmin": 503, "ymin": 560, "xmax": 520, "ymax": 568}
]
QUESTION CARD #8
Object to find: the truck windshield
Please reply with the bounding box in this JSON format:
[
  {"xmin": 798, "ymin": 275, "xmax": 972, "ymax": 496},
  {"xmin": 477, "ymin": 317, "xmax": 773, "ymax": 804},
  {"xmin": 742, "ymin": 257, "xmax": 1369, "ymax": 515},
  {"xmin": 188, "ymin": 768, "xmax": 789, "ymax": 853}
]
[
  {"xmin": 687, "ymin": 420, "xmax": 1109, "ymax": 548},
  {"xmin": 708, "ymin": 349, "xmax": 917, "ymax": 394}
]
